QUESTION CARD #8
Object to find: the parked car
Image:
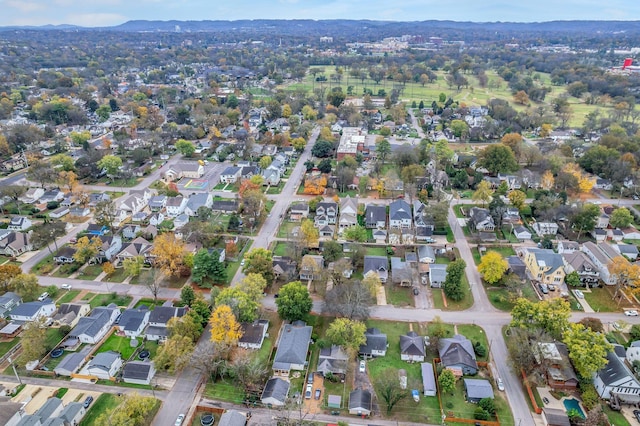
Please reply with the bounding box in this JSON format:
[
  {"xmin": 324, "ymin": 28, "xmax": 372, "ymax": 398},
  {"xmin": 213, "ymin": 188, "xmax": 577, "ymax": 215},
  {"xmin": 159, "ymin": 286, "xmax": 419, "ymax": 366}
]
[
  {"xmin": 315, "ymin": 389, "xmax": 321, "ymax": 400},
  {"xmin": 61, "ymin": 284, "xmax": 72, "ymax": 290},
  {"xmin": 359, "ymin": 360, "xmax": 366, "ymax": 373},
  {"xmin": 175, "ymin": 414, "xmax": 185, "ymax": 426},
  {"xmin": 240, "ymin": 259, "xmax": 245, "ymax": 267},
  {"xmin": 38, "ymin": 292, "xmax": 49, "ymax": 301},
  {"xmin": 538, "ymin": 284, "xmax": 549, "ymax": 295},
  {"xmin": 83, "ymin": 396, "xmax": 94, "ymax": 408},
  {"xmin": 496, "ymin": 378, "xmax": 504, "ymax": 391},
  {"xmin": 305, "ymin": 384, "xmax": 312, "ymax": 399},
  {"xmin": 307, "ymin": 373, "xmax": 314, "ymax": 384},
  {"xmin": 625, "ymin": 310, "xmax": 639, "ymax": 316},
  {"xmin": 613, "ymin": 322, "xmax": 622, "ymax": 331},
  {"xmin": 548, "ymin": 284, "xmax": 556, "ymax": 291},
  {"xmin": 574, "ymin": 290, "xmax": 585, "ymax": 299},
  {"xmin": 413, "ymin": 287, "xmax": 419, "ymax": 295},
  {"xmin": 634, "ymin": 410, "xmax": 640, "ymax": 423}
]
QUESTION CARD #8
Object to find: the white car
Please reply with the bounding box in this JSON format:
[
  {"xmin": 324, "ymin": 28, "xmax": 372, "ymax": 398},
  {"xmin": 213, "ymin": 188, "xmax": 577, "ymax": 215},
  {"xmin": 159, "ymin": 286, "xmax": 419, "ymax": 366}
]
[
  {"xmin": 61, "ymin": 284, "xmax": 72, "ymax": 290},
  {"xmin": 305, "ymin": 384, "xmax": 313, "ymax": 399},
  {"xmin": 359, "ymin": 360, "xmax": 366, "ymax": 373},
  {"xmin": 175, "ymin": 414, "xmax": 185, "ymax": 426},
  {"xmin": 496, "ymin": 378, "xmax": 505, "ymax": 391},
  {"xmin": 240, "ymin": 259, "xmax": 245, "ymax": 267},
  {"xmin": 626, "ymin": 310, "xmax": 639, "ymax": 317},
  {"xmin": 37, "ymin": 292, "xmax": 49, "ymax": 301}
]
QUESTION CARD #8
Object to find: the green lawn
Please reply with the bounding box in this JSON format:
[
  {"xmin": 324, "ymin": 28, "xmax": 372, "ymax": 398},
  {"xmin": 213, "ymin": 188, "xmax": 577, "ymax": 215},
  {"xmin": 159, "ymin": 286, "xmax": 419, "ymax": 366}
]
[
  {"xmin": 441, "ymin": 377, "xmax": 511, "ymax": 423},
  {"xmin": 77, "ymin": 265, "xmax": 103, "ymax": 280},
  {"xmin": 474, "ymin": 246, "xmax": 517, "ymax": 265},
  {"xmin": 385, "ymin": 285, "xmax": 414, "ymax": 307},
  {"xmin": 56, "ymin": 289, "xmax": 80, "ymax": 304},
  {"xmin": 456, "ymin": 325, "xmax": 489, "ymax": 362},
  {"xmin": 431, "ymin": 275, "xmax": 474, "ymax": 311},
  {"xmin": 266, "ymin": 182, "xmax": 285, "ymax": 194},
  {"xmin": 204, "ymin": 379, "xmax": 247, "ymax": 404},
  {"xmin": 97, "ymin": 333, "xmax": 140, "ymax": 360},
  {"xmin": 103, "ymin": 267, "xmax": 129, "ymax": 283},
  {"xmin": 81, "ymin": 292, "xmax": 96, "ymax": 301},
  {"xmin": 80, "ymin": 394, "xmax": 121, "ymax": 426},
  {"xmin": 583, "ymin": 287, "xmax": 621, "ymax": 313},
  {"xmin": 45, "ymin": 328, "xmax": 67, "ymax": 350},
  {"xmin": 0, "ymin": 337, "xmax": 19, "ymax": 357},
  {"xmin": 31, "ymin": 253, "xmax": 54, "ymax": 274},
  {"xmin": 486, "ymin": 283, "xmax": 538, "ymax": 311},
  {"xmin": 364, "ymin": 246, "xmax": 388, "ymax": 256},
  {"xmin": 134, "ymin": 298, "xmax": 166, "ymax": 309},
  {"xmin": 89, "ymin": 293, "xmax": 132, "ymax": 309},
  {"xmin": 277, "ymin": 221, "xmax": 299, "ymax": 238},
  {"xmin": 500, "ymin": 226, "xmax": 520, "ymax": 243},
  {"xmin": 272, "ymin": 241, "xmax": 289, "ymax": 257},
  {"xmin": 604, "ymin": 405, "xmax": 631, "ymax": 426}
]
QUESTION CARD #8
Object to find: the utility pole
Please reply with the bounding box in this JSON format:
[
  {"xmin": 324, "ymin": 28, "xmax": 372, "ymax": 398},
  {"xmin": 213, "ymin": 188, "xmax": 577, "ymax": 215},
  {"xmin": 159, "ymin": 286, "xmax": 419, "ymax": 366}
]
[{"xmin": 8, "ymin": 356, "xmax": 22, "ymax": 385}]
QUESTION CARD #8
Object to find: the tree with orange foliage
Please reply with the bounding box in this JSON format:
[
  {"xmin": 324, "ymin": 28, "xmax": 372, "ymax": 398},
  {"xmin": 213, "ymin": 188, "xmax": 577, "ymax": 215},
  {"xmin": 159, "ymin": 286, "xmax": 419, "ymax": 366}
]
[
  {"xmin": 609, "ymin": 256, "xmax": 640, "ymax": 302},
  {"xmin": 239, "ymin": 179, "xmax": 260, "ymax": 196},
  {"xmin": 151, "ymin": 233, "xmax": 187, "ymax": 277},
  {"xmin": 303, "ymin": 176, "xmax": 327, "ymax": 195},
  {"xmin": 226, "ymin": 240, "xmax": 238, "ymax": 259}
]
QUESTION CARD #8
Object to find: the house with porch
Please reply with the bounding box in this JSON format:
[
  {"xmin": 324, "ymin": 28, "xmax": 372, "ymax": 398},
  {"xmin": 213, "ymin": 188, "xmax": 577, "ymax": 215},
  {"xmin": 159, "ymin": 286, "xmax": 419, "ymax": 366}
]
[{"xmin": 272, "ymin": 321, "xmax": 312, "ymax": 376}]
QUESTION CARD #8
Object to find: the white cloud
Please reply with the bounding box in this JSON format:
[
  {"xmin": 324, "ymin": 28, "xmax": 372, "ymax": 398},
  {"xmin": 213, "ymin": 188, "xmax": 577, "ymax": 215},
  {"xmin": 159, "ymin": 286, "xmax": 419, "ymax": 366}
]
[{"xmin": 4, "ymin": 0, "xmax": 47, "ymax": 13}]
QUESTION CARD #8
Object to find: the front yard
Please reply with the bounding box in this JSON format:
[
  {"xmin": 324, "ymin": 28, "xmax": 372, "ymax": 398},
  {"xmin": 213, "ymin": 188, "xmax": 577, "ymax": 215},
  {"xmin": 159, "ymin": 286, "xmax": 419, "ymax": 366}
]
[
  {"xmin": 583, "ymin": 286, "xmax": 623, "ymax": 312},
  {"xmin": 385, "ymin": 286, "xmax": 414, "ymax": 307},
  {"xmin": 89, "ymin": 293, "xmax": 132, "ymax": 309}
]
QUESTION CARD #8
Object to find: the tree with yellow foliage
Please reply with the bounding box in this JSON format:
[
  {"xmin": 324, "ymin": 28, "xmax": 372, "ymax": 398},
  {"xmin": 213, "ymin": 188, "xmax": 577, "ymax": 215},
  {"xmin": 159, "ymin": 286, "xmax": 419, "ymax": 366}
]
[
  {"xmin": 300, "ymin": 219, "xmax": 319, "ymax": 247},
  {"xmin": 209, "ymin": 305, "xmax": 243, "ymax": 345},
  {"xmin": 539, "ymin": 123, "xmax": 553, "ymax": 138},
  {"xmin": 541, "ymin": 170, "xmax": 555, "ymax": 190},
  {"xmin": 57, "ymin": 170, "xmax": 78, "ymax": 193},
  {"xmin": 151, "ymin": 233, "xmax": 186, "ymax": 277},
  {"xmin": 478, "ymin": 251, "xmax": 509, "ymax": 284},
  {"xmin": 102, "ymin": 262, "xmax": 115, "ymax": 277},
  {"xmin": 609, "ymin": 256, "xmax": 640, "ymax": 302},
  {"xmin": 562, "ymin": 163, "xmax": 594, "ymax": 194},
  {"xmin": 303, "ymin": 175, "xmax": 327, "ymax": 195}
]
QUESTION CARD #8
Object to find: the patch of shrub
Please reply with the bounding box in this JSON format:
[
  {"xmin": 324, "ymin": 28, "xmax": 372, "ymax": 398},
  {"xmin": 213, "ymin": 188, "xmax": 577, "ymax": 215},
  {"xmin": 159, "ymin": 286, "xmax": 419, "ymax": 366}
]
[{"xmin": 474, "ymin": 407, "xmax": 490, "ymax": 420}]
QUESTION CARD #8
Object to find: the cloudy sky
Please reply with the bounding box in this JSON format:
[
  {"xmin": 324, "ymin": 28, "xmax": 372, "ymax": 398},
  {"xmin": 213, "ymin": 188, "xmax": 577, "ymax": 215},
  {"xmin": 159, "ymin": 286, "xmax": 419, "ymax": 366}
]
[{"xmin": 0, "ymin": 0, "xmax": 637, "ymax": 27}]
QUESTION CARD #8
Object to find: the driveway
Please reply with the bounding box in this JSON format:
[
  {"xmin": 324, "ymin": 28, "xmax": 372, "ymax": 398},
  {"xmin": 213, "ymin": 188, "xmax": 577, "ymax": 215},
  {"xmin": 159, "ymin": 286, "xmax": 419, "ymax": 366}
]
[
  {"xmin": 413, "ymin": 286, "xmax": 430, "ymax": 309},
  {"xmin": 303, "ymin": 373, "xmax": 324, "ymax": 414},
  {"xmin": 353, "ymin": 360, "xmax": 380, "ymax": 416}
]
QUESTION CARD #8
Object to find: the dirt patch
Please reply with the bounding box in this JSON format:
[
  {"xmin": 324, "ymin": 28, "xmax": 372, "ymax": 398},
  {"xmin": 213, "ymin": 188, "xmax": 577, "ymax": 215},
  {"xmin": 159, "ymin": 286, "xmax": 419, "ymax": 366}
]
[
  {"xmin": 304, "ymin": 373, "xmax": 324, "ymax": 414},
  {"xmin": 18, "ymin": 385, "xmax": 57, "ymax": 414}
]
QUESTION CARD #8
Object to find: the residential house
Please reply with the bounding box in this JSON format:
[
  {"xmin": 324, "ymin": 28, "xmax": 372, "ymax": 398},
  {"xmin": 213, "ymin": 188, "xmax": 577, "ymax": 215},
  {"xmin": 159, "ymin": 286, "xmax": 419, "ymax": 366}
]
[
  {"xmin": 2, "ymin": 155, "xmax": 27, "ymax": 172},
  {"xmin": 118, "ymin": 193, "xmax": 147, "ymax": 215},
  {"xmin": 273, "ymin": 256, "xmax": 298, "ymax": 282},
  {"xmin": 614, "ymin": 244, "xmax": 639, "ymax": 261},
  {"xmin": 621, "ymin": 226, "xmax": 640, "ymax": 240},
  {"xmin": 20, "ymin": 188, "xmax": 45, "ymax": 204},
  {"xmin": 69, "ymin": 305, "xmax": 120, "ymax": 344},
  {"xmin": 69, "ymin": 206, "xmax": 91, "ymax": 217},
  {"xmin": 211, "ymin": 200, "xmax": 239, "ymax": 214},
  {"xmin": 532, "ymin": 222, "xmax": 559, "ymax": 237},
  {"xmin": 391, "ymin": 257, "xmax": 412, "ymax": 286},
  {"xmin": 272, "ymin": 321, "xmax": 312, "ymax": 375},
  {"xmin": 148, "ymin": 212, "xmax": 165, "ymax": 226},
  {"xmin": 400, "ymin": 331, "xmax": 425, "ymax": 362},
  {"xmin": 413, "ymin": 201, "xmax": 436, "ymax": 232},
  {"xmin": 261, "ymin": 377, "xmax": 290, "ymax": 407},
  {"xmin": 592, "ymin": 228, "xmax": 607, "ymax": 243},
  {"xmin": 54, "ymin": 352, "xmax": 87, "ymax": 377},
  {"xmin": 315, "ymin": 201, "xmax": 338, "ymax": 226},
  {"xmin": 262, "ymin": 168, "xmax": 281, "ymax": 186},
  {"xmin": 464, "ymin": 379, "xmax": 494, "ymax": 403},
  {"xmin": 348, "ymin": 389, "xmax": 372, "ymax": 416},
  {"xmin": 0, "ymin": 231, "xmax": 32, "ymax": 257},
  {"xmin": 542, "ymin": 408, "xmax": 571, "ymax": 426},
  {"xmin": 238, "ymin": 320, "xmax": 269, "ymax": 349},
  {"xmin": 562, "ymin": 251, "xmax": 600, "ymax": 287},
  {"xmin": 34, "ymin": 396, "xmax": 64, "ymax": 422},
  {"xmin": 512, "ymin": 225, "xmax": 532, "ymax": 241},
  {"xmin": 610, "ymin": 229, "xmax": 625, "ymax": 242},
  {"xmin": 58, "ymin": 402, "xmax": 87, "ymax": 426},
  {"xmin": 185, "ymin": 193, "xmax": 213, "ymax": 217},
  {"xmin": 429, "ymin": 264, "xmax": 448, "ymax": 288},
  {"xmin": 88, "ymin": 193, "xmax": 110, "ymax": 207},
  {"xmin": 92, "ymin": 235, "xmax": 123, "ymax": 263},
  {"xmin": 9, "ymin": 300, "xmax": 56, "ymax": 322},
  {"xmin": 0, "ymin": 291, "xmax": 21, "ymax": 318},
  {"xmin": 164, "ymin": 163, "xmax": 204, "ymax": 181},
  {"xmin": 165, "ymin": 196, "xmax": 187, "ymax": 217},
  {"xmin": 86, "ymin": 224, "xmax": 109, "ymax": 236},
  {"xmin": 363, "ymin": 255, "xmax": 389, "ymax": 283},
  {"xmin": 220, "ymin": 166, "xmax": 242, "ymax": 184},
  {"xmin": 49, "ymin": 206, "xmax": 70, "ymax": 219},
  {"xmin": 116, "ymin": 237, "xmax": 154, "ymax": 264},
  {"xmin": 117, "ymin": 307, "xmax": 150, "ymax": 338},
  {"xmin": 373, "ymin": 229, "xmax": 387, "ymax": 244},
  {"xmin": 557, "ymin": 241, "xmax": 579, "ymax": 254},
  {"xmin": 365, "ymin": 204, "xmax": 386, "ymax": 229},
  {"xmin": 318, "ymin": 345, "xmax": 349, "ymax": 377},
  {"xmin": 468, "ymin": 208, "xmax": 495, "ymax": 232},
  {"xmin": 173, "ymin": 214, "xmax": 189, "ymax": 229},
  {"xmin": 626, "ymin": 341, "xmax": 640, "ymax": 365},
  {"xmin": 389, "ymin": 200, "xmax": 412, "ymax": 229},
  {"xmin": 289, "ymin": 202, "xmax": 310, "ymax": 221},
  {"xmin": 595, "ymin": 178, "xmax": 613, "ymax": 190},
  {"xmin": 52, "ymin": 303, "xmax": 90, "ymax": 328},
  {"xmin": 148, "ymin": 195, "xmax": 167, "ymax": 211},
  {"xmin": 218, "ymin": 410, "xmax": 248, "ymax": 426},
  {"xmin": 502, "ymin": 207, "xmax": 521, "ymax": 224},
  {"xmin": 523, "ymin": 248, "xmax": 566, "ymax": 285},
  {"xmin": 417, "ymin": 245, "xmax": 436, "ymax": 263},
  {"xmin": 594, "ymin": 348, "xmax": 640, "ymax": 402},
  {"xmin": 581, "ymin": 242, "xmax": 619, "ymax": 285},
  {"xmin": 122, "ymin": 224, "xmax": 141, "ymax": 240},
  {"xmin": 122, "ymin": 361, "xmax": 156, "ymax": 385},
  {"xmin": 597, "ymin": 213, "xmax": 610, "ymax": 229},
  {"xmin": 39, "ymin": 189, "xmax": 64, "ymax": 204},
  {"xmin": 535, "ymin": 342, "xmax": 579, "ymax": 390},
  {"xmin": 8, "ymin": 216, "xmax": 31, "ymax": 231},
  {"xmin": 359, "ymin": 328, "xmax": 388, "ymax": 358},
  {"xmin": 82, "ymin": 351, "xmax": 122, "ymax": 380},
  {"xmin": 299, "ymin": 255, "xmax": 324, "ymax": 281},
  {"xmin": 146, "ymin": 306, "xmax": 187, "ymax": 342},
  {"xmin": 53, "ymin": 246, "xmax": 76, "ymax": 264},
  {"xmin": 339, "ymin": 196, "xmax": 358, "ymax": 229},
  {"xmin": 439, "ymin": 334, "xmax": 478, "ymax": 375},
  {"xmin": 421, "ymin": 362, "xmax": 437, "ymax": 396}
]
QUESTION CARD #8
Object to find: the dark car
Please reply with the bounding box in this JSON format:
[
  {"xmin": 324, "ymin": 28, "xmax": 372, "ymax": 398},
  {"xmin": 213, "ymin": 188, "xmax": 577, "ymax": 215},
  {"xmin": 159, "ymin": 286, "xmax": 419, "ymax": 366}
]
[
  {"xmin": 413, "ymin": 288, "xmax": 419, "ymax": 295},
  {"xmin": 634, "ymin": 410, "xmax": 640, "ymax": 423},
  {"xmin": 315, "ymin": 389, "xmax": 321, "ymax": 400},
  {"xmin": 307, "ymin": 373, "xmax": 314, "ymax": 384},
  {"xmin": 538, "ymin": 284, "xmax": 549, "ymax": 294},
  {"xmin": 83, "ymin": 396, "xmax": 94, "ymax": 408}
]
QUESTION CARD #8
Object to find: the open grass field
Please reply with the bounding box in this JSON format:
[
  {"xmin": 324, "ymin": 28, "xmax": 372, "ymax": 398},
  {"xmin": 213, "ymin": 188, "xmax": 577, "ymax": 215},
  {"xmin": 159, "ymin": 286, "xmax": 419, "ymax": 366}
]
[{"xmin": 280, "ymin": 68, "xmax": 634, "ymax": 128}]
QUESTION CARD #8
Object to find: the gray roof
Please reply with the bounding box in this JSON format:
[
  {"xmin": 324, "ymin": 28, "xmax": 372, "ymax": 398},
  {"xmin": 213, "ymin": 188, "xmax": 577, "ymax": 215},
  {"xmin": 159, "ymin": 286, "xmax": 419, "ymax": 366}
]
[
  {"xmin": 391, "ymin": 257, "xmax": 412, "ymax": 283},
  {"xmin": 119, "ymin": 308, "xmax": 148, "ymax": 332},
  {"xmin": 123, "ymin": 361, "xmax": 154, "ymax": 380},
  {"xmin": 365, "ymin": 204, "xmax": 386, "ymax": 223},
  {"xmin": 463, "ymin": 379, "xmax": 494, "ymax": 400},
  {"xmin": 89, "ymin": 351, "xmax": 121, "ymax": 371},
  {"xmin": 617, "ymin": 244, "xmax": 639, "ymax": 255},
  {"xmin": 0, "ymin": 291, "xmax": 21, "ymax": 308},
  {"xmin": 507, "ymin": 256, "xmax": 527, "ymax": 280},
  {"xmin": 400, "ymin": 331, "xmax": 425, "ymax": 356},
  {"xmin": 70, "ymin": 309, "xmax": 114, "ymax": 339},
  {"xmin": 430, "ymin": 263, "xmax": 448, "ymax": 282},
  {"xmin": 10, "ymin": 301, "xmax": 52, "ymax": 317},
  {"xmin": 543, "ymin": 408, "xmax": 571, "ymax": 426},
  {"xmin": 273, "ymin": 323, "xmax": 312, "ymax": 370},
  {"xmin": 218, "ymin": 410, "xmax": 247, "ymax": 426},
  {"xmin": 166, "ymin": 196, "xmax": 185, "ymax": 207},
  {"xmin": 349, "ymin": 389, "xmax": 372, "ymax": 411},
  {"xmin": 222, "ymin": 166, "xmax": 241, "ymax": 175},
  {"xmin": 261, "ymin": 377, "xmax": 290, "ymax": 403},
  {"xmin": 0, "ymin": 400, "xmax": 22, "ymax": 425},
  {"xmin": 439, "ymin": 334, "xmax": 477, "ymax": 370},
  {"xmin": 318, "ymin": 345, "xmax": 349, "ymax": 375},
  {"xmin": 239, "ymin": 321, "xmax": 268, "ymax": 345},
  {"xmin": 418, "ymin": 245, "xmax": 435, "ymax": 260},
  {"xmin": 148, "ymin": 306, "xmax": 187, "ymax": 325},
  {"xmin": 421, "ymin": 362, "xmax": 436, "ymax": 393},
  {"xmin": 35, "ymin": 396, "xmax": 63, "ymax": 420},
  {"xmin": 54, "ymin": 352, "xmax": 86, "ymax": 375},
  {"xmin": 146, "ymin": 325, "xmax": 169, "ymax": 338},
  {"xmin": 363, "ymin": 255, "xmax": 388, "ymax": 275},
  {"xmin": 186, "ymin": 193, "xmax": 209, "ymax": 211},
  {"xmin": 598, "ymin": 350, "xmax": 635, "ymax": 386},
  {"xmin": 389, "ymin": 199, "xmax": 411, "ymax": 221},
  {"xmin": 527, "ymin": 248, "xmax": 564, "ymax": 274},
  {"xmin": 59, "ymin": 402, "xmax": 85, "ymax": 423},
  {"xmin": 17, "ymin": 415, "xmax": 44, "ymax": 426},
  {"xmin": 359, "ymin": 327, "xmax": 388, "ymax": 355}
]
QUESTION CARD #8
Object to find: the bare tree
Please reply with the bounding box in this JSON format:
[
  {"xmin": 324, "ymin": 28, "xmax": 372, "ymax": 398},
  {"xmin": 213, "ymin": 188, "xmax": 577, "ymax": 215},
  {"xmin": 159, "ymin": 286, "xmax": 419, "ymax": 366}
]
[
  {"xmin": 144, "ymin": 265, "xmax": 165, "ymax": 303},
  {"xmin": 323, "ymin": 280, "xmax": 373, "ymax": 320},
  {"xmin": 0, "ymin": 185, "xmax": 27, "ymax": 215}
]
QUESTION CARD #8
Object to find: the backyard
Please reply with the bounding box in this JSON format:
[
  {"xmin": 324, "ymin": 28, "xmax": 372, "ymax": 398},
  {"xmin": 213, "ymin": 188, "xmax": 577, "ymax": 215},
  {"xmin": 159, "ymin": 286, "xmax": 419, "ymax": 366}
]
[{"xmin": 97, "ymin": 333, "xmax": 140, "ymax": 361}]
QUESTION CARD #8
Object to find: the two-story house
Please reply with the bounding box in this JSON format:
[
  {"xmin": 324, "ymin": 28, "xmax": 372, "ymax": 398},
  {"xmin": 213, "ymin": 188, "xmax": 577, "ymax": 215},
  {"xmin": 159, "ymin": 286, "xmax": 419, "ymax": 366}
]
[
  {"xmin": 581, "ymin": 242, "xmax": 619, "ymax": 285},
  {"xmin": 8, "ymin": 216, "xmax": 32, "ymax": 231},
  {"xmin": 364, "ymin": 255, "xmax": 389, "ymax": 283},
  {"xmin": 339, "ymin": 196, "xmax": 358, "ymax": 229},
  {"xmin": 562, "ymin": 251, "xmax": 600, "ymax": 287},
  {"xmin": 594, "ymin": 346, "xmax": 640, "ymax": 402},
  {"xmin": 299, "ymin": 255, "xmax": 324, "ymax": 281},
  {"xmin": 389, "ymin": 200, "xmax": 412, "ymax": 229},
  {"xmin": 365, "ymin": 204, "xmax": 386, "ymax": 229},
  {"xmin": 220, "ymin": 166, "xmax": 242, "ymax": 184},
  {"xmin": 146, "ymin": 305, "xmax": 187, "ymax": 342},
  {"xmin": 468, "ymin": 207, "xmax": 495, "ymax": 232},
  {"xmin": 315, "ymin": 201, "xmax": 338, "ymax": 227},
  {"xmin": 523, "ymin": 248, "xmax": 566, "ymax": 284},
  {"xmin": 165, "ymin": 196, "xmax": 188, "ymax": 217}
]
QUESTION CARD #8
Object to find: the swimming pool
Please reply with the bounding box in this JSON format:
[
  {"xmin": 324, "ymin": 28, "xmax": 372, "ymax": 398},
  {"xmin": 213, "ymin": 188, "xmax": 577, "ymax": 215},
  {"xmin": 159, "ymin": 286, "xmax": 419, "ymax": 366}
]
[{"xmin": 563, "ymin": 398, "xmax": 585, "ymax": 418}]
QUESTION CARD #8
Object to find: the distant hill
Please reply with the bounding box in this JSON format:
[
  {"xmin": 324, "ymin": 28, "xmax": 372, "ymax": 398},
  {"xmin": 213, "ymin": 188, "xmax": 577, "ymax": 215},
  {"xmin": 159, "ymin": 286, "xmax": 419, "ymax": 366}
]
[{"xmin": 2, "ymin": 19, "xmax": 640, "ymax": 35}]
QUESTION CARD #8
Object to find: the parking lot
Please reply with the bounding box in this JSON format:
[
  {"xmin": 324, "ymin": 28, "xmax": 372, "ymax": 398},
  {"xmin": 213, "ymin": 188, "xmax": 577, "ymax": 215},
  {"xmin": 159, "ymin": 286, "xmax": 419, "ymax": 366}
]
[{"xmin": 174, "ymin": 161, "xmax": 229, "ymax": 193}]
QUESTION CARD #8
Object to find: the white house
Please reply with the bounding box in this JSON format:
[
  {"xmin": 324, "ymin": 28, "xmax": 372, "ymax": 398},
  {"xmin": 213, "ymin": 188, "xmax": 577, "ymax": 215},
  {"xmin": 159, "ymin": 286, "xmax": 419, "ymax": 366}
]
[
  {"xmin": 69, "ymin": 305, "xmax": 121, "ymax": 344},
  {"xmin": 117, "ymin": 307, "xmax": 150, "ymax": 338},
  {"xmin": 594, "ymin": 349, "xmax": 640, "ymax": 402},
  {"xmin": 148, "ymin": 212, "xmax": 165, "ymax": 226},
  {"xmin": 7, "ymin": 216, "xmax": 32, "ymax": 231},
  {"xmin": 165, "ymin": 196, "xmax": 188, "ymax": 217},
  {"xmin": 82, "ymin": 351, "xmax": 123, "ymax": 380},
  {"xmin": 532, "ymin": 222, "xmax": 559, "ymax": 237},
  {"xmin": 389, "ymin": 200, "xmax": 412, "ymax": 229},
  {"xmin": 238, "ymin": 320, "xmax": 269, "ymax": 349},
  {"xmin": 220, "ymin": 166, "xmax": 242, "ymax": 184},
  {"xmin": 9, "ymin": 301, "xmax": 56, "ymax": 322},
  {"xmin": 185, "ymin": 193, "xmax": 213, "ymax": 216},
  {"xmin": 20, "ymin": 188, "xmax": 45, "ymax": 204},
  {"xmin": 512, "ymin": 225, "xmax": 532, "ymax": 241}
]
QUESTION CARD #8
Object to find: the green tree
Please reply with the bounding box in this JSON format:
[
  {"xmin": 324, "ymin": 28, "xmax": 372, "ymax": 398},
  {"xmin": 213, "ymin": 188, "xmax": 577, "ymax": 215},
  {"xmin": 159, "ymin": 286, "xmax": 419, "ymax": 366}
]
[
  {"xmin": 259, "ymin": 155, "xmax": 272, "ymax": 170},
  {"xmin": 123, "ymin": 256, "xmax": 144, "ymax": 278},
  {"xmin": 610, "ymin": 207, "xmax": 634, "ymax": 229},
  {"xmin": 192, "ymin": 249, "xmax": 226, "ymax": 285},
  {"xmin": 175, "ymin": 139, "xmax": 195, "ymax": 157},
  {"xmin": 479, "ymin": 398, "xmax": 495, "ymax": 414},
  {"xmin": 95, "ymin": 104, "xmax": 111, "ymax": 121},
  {"xmin": 443, "ymin": 259, "xmax": 466, "ymax": 301},
  {"xmin": 376, "ymin": 138, "xmax": 391, "ymax": 165},
  {"xmin": 450, "ymin": 119, "xmax": 469, "ymax": 139},
  {"xmin": 434, "ymin": 139, "xmax": 454, "ymax": 165},
  {"xmin": 153, "ymin": 335, "xmax": 194, "ymax": 373},
  {"xmin": 215, "ymin": 287, "xmax": 260, "ymax": 323},
  {"xmin": 508, "ymin": 190, "xmax": 527, "ymax": 210},
  {"xmin": 472, "ymin": 180, "xmax": 494, "ymax": 207},
  {"xmin": 18, "ymin": 318, "xmax": 48, "ymax": 366},
  {"xmin": 325, "ymin": 318, "xmax": 367, "ymax": 357},
  {"xmin": 311, "ymin": 140, "xmax": 333, "ymax": 158},
  {"xmin": 565, "ymin": 271, "xmax": 581, "ymax": 287},
  {"xmin": 97, "ymin": 155, "xmax": 123, "ymax": 178},
  {"xmin": 563, "ymin": 323, "xmax": 613, "ymax": 378},
  {"xmin": 510, "ymin": 298, "xmax": 571, "ymax": 339},
  {"xmin": 343, "ymin": 224, "xmax": 368, "ymax": 242},
  {"xmin": 50, "ymin": 154, "xmax": 75, "ymax": 171},
  {"xmin": 180, "ymin": 284, "xmax": 196, "ymax": 306},
  {"xmin": 478, "ymin": 251, "xmax": 508, "ymax": 284},
  {"xmin": 238, "ymin": 273, "xmax": 267, "ymax": 303},
  {"xmin": 243, "ymin": 248, "xmax": 275, "ymax": 284},
  {"xmin": 10, "ymin": 273, "xmax": 41, "ymax": 301},
  {"xmin": 478, "ymin": 144, "xmax": 519, "ymax": 175},
  {"xmin": 571, "ymin": 203, "xmax": 600, "ymax": 239},
  {"xmin": 322, "ymin": 241, "xmax": 343, "ymax": 262},
  {"xmin": 96, "ymin": 394, "xmax": 158, "ymax": 426},
  {"xmin": 438, "ymin": 369, "xmax": 456, "ymax": 394},
  {"xmin": 276, "ymin": 281, "xmax": 312, "ymax": 321}
]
